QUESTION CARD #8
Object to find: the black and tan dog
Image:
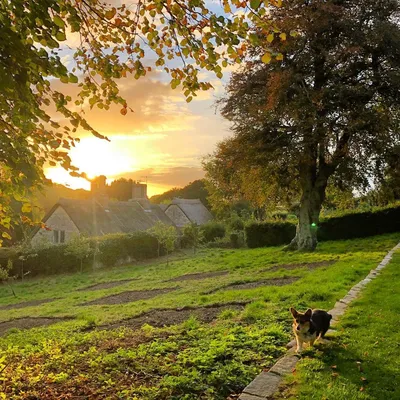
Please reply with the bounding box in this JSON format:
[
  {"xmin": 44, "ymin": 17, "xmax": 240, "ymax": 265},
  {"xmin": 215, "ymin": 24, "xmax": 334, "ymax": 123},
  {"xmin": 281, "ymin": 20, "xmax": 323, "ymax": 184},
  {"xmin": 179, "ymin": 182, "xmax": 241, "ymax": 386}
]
[{"xmin": 290, "ymin": 307, "xmax": 332, "ymax": 353}]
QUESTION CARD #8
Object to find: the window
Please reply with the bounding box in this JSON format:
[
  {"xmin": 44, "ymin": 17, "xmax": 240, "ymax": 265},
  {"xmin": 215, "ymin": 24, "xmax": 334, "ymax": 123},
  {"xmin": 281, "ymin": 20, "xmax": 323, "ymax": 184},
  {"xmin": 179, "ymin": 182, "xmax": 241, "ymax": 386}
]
[
  {"xmin": 60, "ymin": 230, "xmax": 65, "ymax": 243},
  {"xmin": 53, "ymin": 230, "xmax": 59, "ymax": 243}
]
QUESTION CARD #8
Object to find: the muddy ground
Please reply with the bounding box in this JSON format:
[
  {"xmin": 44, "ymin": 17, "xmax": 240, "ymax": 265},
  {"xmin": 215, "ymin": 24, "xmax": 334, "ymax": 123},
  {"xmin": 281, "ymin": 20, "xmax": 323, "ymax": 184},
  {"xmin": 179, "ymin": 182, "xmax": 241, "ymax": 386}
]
[
  {"xmin": 0, "ymin": 298, "xmax": 58, "ymax": 311},
  {"xmin": 81, "ymin": 287, "xmax": 179, "ymax": 306},
  {"xmin": 205, "ymin": 277, "xmax": 300, "ymax": 294},
  {"xmin": 100, "ymin": 302, "xmax": 248, "ymax": 331},
  {"xmin": 0, "ymin": 317, "xmax": 71, "ymax": 336}
]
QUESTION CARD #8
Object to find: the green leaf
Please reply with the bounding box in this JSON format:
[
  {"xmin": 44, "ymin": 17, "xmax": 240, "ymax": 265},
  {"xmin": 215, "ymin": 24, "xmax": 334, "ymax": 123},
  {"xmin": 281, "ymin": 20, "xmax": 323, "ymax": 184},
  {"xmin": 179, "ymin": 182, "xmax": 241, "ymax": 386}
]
[
  {"xmin": 250, "ymin": 0, "xmax": 261, "ymax": 10},
  {"xmin": 53, "ymin": 15, "xmax": 65, "ymax": 28},
  {"xmin": 69, "ymin": 74, "xmax": 78, "ymax": 84}
]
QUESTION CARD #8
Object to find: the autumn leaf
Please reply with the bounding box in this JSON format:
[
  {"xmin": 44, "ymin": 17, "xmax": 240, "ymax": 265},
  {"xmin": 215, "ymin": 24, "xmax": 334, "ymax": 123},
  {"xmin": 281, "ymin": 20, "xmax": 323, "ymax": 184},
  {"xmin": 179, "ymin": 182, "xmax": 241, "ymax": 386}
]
[
  {"xmin": 262, "ymin": 52, "xmax": 272, "ymax": 64},
  {"xmin": 120, "ymin": 107, "xmax": 127, "ymax": 115},
  {"xmin": 279, "ymin": 32, "xmax": 287, "ymax": 41},
  {"xmin": 105, "ymin": 8, "xmax": 117, "ymax": 20},
  {"xmin": 267, "ymin": 33, "xmax": 274, "ymax": 43}
]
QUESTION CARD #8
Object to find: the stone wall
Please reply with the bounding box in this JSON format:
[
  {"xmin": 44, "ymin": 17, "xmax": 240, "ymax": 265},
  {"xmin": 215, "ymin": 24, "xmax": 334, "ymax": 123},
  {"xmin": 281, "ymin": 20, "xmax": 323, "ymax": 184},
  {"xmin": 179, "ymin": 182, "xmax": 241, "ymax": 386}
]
[{"xmin": 32, "ymin": 206, "xmax": 80, "ymax": 246}]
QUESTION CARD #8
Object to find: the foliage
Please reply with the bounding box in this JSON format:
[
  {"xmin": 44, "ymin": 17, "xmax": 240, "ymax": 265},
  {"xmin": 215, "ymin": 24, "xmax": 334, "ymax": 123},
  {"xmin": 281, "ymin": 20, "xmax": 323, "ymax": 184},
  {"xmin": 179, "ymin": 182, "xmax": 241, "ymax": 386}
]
[
  {"xmin": 0, "ymin": 259, "xmax": 16, "ymax": 297},
  {"xmin": 206, "ymin": 0, "xmax": 400, "ymax": 250},
  {"xmin": 229, "ymin": 231, "xmax": 245, "ymax": 248},
  {"xmin": 200, "ymin": 221, "xmax": 226, "ymax": 243},
  {"xmin": 0, "ymin": 0, "xmax": 285, "ymax": 236},
  {"xmin": 228, "ymin": 214, "xmax": 245, "ymax": 232},
  {"xmin": 246, "ymin": 222, "xmax": 296, "ymax": 248},
  {"xmin": 151, "ymin": 180, "xmax": 210, "ymax": 208},
  {"xmin": 65, "ymin": 235, "xmax": 92, "ymax": 272},
  {"xmin": 246, "ymin": 204, "xmax": 400, "ymax": 248},
  {"xmin": 318, "ymin": 205, "xmax": 400, "ymax": 241},
  {"xmin": 278, "ymin": 253, "xmax": 400, "ymax": 400},
  {"xmin": 148, "ymin": 222, "xmax": 178, "ymax": 263},
  {"xmin": 182, "ymin": 223, "xmax": 203, "ymax": 254},
  {"xmin": 95, "ymin": 232, "xmax": 159, "ymax": 267},
  {"xmin": 0, "ymin": 232, "xmax": 159, "ymax": 277}
]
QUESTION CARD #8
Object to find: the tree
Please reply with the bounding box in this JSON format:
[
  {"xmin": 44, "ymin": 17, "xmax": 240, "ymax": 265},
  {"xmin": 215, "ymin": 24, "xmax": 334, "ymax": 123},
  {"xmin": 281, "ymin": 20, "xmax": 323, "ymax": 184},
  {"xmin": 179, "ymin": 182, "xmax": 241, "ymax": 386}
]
[
  {"xmin": 210, "ymin": 0, "xmax": 400, "ymax": 250},
  {"xmin": 148, "ymin": 222, "xmax": 178, "ymax": 265},
  {"xmin": 182, "ymin": 222, "xmax": 203, "ymax": 254},
  {"xmin": 0, "ymin": 0, "xmax": 285, "ymax": 239},
  {"xmin": 108, "ymin": 178, "xmax": 133, "ymax": 201},
  {"xmin": 65, "ymin": 234, "xmax": 92, "ymax": 273},
  {"xmin": 151, "ymin": 180, "xmax": 210, "ymax": 208},
  {"xmin": 0, "ymin": 259, "xmax": 16, "ymax": 298}
]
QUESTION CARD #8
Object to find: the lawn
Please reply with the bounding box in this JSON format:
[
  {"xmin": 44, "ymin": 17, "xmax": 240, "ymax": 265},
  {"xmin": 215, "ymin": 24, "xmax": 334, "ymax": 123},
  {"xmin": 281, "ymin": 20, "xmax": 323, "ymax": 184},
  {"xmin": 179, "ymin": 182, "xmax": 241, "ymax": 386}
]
[
  {"xmin": 277, "ymin": 249, "xmax": 400, "ymax": 400},
  {"xmin": 0, "ymin": 234, "xmax": 398, "ymax": 399}
]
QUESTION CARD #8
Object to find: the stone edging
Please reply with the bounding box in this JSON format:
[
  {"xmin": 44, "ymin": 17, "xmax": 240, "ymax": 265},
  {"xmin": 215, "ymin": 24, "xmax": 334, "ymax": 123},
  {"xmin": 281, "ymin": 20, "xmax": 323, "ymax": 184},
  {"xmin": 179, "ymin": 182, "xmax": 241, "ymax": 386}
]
[{"xmin": 239, "ymin": 242, "xmax": 400, "ymax": 400}]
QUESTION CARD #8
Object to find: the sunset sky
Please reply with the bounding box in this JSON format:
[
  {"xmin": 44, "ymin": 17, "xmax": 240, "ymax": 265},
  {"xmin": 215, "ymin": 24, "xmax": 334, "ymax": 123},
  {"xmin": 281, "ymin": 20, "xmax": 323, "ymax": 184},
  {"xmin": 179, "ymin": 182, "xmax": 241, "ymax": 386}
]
[{"xmin": 46, "ymin": 2, "xmax": 235, "ymax": 198}]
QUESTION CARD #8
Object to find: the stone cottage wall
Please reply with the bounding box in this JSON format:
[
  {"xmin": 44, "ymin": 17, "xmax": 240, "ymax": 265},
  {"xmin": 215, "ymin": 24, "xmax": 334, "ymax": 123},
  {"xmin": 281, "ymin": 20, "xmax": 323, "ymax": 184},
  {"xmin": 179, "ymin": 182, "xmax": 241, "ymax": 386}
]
[{"xmin": 32, "ymin": 206, "xmax": 80, "ymax": 246}]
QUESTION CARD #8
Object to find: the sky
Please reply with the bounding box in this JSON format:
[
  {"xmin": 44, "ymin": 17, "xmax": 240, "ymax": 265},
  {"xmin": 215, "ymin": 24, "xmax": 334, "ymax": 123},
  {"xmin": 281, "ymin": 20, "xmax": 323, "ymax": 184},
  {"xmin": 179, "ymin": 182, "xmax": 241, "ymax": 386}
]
[{"xmin": 45, "ymin": 2, "xmax": 236, "ymax": 198}]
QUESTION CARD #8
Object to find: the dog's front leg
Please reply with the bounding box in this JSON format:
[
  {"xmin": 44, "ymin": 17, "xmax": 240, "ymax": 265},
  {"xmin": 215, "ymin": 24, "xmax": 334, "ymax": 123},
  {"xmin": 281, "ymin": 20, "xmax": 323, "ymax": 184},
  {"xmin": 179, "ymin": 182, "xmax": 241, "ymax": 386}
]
[{"xmin": 296, "ymin": 337, "xmax": 304, "ymax": 353}]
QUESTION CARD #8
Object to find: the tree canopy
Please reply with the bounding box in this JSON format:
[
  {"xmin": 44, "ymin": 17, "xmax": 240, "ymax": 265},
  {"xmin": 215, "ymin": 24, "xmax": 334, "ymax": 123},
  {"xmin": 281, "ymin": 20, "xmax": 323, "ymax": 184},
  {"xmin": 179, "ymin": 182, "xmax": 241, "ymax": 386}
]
[
  {"xmin": 205, "ymin": 0, "xmax": 400, "ymax": 250},
  {"xmin": 0, "ymin": 0, "xmax": 285, "ymax": 244}
]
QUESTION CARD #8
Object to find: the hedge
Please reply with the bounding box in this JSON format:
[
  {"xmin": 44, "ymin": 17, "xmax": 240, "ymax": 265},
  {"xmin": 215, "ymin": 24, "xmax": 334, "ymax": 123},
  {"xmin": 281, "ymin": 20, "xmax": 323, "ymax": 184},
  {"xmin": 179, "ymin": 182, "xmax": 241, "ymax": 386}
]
[
  {"xmin": 318, "ymin": 205, "xmax": 400, "ymax": 241},
  {"xmin": 0, "ymin": 232, "xmax": 160, "ymax": 278},
  {"xmin": 245, "ymin": 222, "xmax": 296, "ymax": 248},
  {"xmin": 245, "ymin": 205, "xmax": 400, "ymax": 248}
]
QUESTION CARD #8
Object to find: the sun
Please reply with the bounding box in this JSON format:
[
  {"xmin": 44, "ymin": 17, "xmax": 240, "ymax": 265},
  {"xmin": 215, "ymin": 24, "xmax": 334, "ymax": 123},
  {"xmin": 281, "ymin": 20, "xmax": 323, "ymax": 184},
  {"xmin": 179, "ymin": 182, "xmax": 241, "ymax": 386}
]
[{"xmin": 45, "ymin": 136, "xmax": 139, "ymax": 189}]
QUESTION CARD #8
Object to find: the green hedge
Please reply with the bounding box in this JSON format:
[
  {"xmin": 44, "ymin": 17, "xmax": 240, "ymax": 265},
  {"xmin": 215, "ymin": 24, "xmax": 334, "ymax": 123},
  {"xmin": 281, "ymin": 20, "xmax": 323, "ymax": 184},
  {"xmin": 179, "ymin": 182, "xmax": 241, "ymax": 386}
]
[
  {"xmin": 245, "ymin": 205, "xmax": 400, "ymax": 248},
  {"xmin": 201, "ymin": 221, "xmax": 226, "ymax": 243},
  {"xmin": 245, "ymin": 222, "xmax": 296, "ymax": 248},
  {"xmin": 318, "ymin": 205, "xmax": 400, "ymax": 241},
  {"xmin": 0, "ymin": 232, "xmax": 160, "ymax": 278}
]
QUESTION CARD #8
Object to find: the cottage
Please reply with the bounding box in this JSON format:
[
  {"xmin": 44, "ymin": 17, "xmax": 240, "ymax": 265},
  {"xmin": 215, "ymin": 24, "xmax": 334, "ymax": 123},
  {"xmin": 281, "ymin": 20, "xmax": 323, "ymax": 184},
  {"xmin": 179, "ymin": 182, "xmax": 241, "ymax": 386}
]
[
  {"xmin": 32, "ymin": 179, "xmax": 174, "ymax": 245},
  {"xmin": 163, "ymin": 198, "xmax": 213, "ymax": 228}
]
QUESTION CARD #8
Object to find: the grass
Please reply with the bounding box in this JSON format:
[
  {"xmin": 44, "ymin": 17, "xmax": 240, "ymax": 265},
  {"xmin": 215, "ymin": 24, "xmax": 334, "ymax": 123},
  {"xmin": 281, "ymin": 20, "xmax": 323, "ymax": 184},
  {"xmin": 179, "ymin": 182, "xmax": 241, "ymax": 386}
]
[
  {"xmin": 0, "ymin": 234, "xmax": 398, "ymax": 399},
  {"xmin": 277, "ymin": 251, "xmax": 400, "ymax": 400}
]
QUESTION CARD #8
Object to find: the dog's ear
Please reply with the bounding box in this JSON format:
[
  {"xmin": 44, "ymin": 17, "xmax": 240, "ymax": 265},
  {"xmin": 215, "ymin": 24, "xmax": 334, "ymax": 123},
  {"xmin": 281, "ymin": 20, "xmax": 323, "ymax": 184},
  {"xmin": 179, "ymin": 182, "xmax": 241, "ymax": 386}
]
[
  {"xmin": 290, "ymin": 307, "xmax": 298, "ymax": 318},
  {"xmin": 305, "ymin": 308, "xmax": 312, "ymax": 318}
]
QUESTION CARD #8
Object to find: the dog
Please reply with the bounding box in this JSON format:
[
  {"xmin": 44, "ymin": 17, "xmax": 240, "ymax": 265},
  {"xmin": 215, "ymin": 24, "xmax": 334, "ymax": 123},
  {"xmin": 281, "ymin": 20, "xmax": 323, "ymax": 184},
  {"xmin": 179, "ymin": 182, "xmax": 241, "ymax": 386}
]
[{"xmin": 290, "ymin": 307, "xmax": 332, "ymax": 353}]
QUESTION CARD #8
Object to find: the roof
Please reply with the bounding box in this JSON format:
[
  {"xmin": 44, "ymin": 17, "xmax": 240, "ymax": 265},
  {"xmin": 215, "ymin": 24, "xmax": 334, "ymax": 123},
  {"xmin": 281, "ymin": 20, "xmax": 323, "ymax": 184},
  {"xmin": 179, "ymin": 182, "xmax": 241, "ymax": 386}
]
[
  {"xmin": 166, "ymin": 198, "xmax": 213, "ymax": 225},
  {"xmin": 37, "ymin": 197, "xmax": 175, "ymax": 237}
]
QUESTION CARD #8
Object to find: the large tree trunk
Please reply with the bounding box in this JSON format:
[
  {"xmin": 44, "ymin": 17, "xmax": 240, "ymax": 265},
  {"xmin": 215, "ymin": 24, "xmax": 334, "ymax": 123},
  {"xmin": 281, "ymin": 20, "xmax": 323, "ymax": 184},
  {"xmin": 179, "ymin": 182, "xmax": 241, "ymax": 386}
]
[{"xmin": 286, "ymin": 171, "xmax": 328, "ymax": 251}]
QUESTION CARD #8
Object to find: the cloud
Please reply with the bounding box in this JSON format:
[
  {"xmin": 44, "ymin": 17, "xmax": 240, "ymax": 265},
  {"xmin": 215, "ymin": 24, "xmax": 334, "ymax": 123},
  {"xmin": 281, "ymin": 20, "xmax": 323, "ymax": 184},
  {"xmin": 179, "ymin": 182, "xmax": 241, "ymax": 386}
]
[{"xmin": 113, "ymin": 166, "xmax": 205, "ymax": 188}]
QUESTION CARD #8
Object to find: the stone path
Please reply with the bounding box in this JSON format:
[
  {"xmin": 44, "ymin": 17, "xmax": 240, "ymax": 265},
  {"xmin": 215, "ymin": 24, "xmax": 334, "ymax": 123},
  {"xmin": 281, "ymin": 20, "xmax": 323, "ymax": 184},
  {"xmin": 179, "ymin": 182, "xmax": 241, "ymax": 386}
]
[{"xmin": 239, "ymin": 242, "xmax": 400, "ymax": 400}]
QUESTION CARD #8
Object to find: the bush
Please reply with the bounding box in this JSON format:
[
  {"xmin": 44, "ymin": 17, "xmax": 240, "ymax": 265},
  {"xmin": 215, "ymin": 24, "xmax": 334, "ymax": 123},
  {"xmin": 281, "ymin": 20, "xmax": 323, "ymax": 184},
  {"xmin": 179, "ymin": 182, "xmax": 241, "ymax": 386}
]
[
  {"xmin": 1, "ymin": 232, "xmax": 160, "ymax": 277},
  {"xmin": 228, "ymin": 216, "xmax": 245, "ymax": 232},
  {"xmin": 245, "ymin": 204, "xmax": 400, "ymax": 248},
  {"xmin": 201, "ymin": 222, "xmax": 226, "ymax": 243},
  {"xmin": 230, "ymin": 232, "xmax": 245, "ymax": 248},
  {"xmin": 245, "ymin": 222, "xmax": 296, "ymax": 248},
  {"xmin": 318, "ymin": 205, "xmax": 400, "ymax": 241}
]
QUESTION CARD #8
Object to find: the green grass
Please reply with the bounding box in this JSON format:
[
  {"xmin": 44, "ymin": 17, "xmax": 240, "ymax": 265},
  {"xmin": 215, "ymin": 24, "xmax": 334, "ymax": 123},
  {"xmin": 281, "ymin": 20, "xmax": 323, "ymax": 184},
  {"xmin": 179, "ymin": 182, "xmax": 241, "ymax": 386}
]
[
  {"xmin": 278, "ymin": 251, "xmax": 400, "ymax": 400},
  {"xmin": 0, "ymin": 234, "xmax": 398, "ymax": 399}
]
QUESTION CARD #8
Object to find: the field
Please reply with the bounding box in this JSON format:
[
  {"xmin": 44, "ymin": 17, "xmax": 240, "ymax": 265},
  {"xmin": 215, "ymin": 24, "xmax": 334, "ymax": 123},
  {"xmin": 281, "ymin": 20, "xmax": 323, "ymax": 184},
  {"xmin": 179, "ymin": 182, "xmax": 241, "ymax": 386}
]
[
  {"xmin": 277, "ymin": 251, "xmax": 400, "ymax": 400},
  {"xmin": 0, "ymin": 234, "xmax": 398, "ymax": 399}
]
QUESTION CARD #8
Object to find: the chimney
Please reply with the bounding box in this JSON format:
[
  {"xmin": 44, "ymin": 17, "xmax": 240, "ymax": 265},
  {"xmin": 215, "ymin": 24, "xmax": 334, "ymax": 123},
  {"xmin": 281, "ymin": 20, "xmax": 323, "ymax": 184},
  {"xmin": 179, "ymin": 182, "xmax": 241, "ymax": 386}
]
[
  {"xmin": 132, "ymin": 182, "xmax": 148, "ymax": 200},
  {"xmin": 91, "ymin": 175, "xmax": 109, "ymax": 208}
]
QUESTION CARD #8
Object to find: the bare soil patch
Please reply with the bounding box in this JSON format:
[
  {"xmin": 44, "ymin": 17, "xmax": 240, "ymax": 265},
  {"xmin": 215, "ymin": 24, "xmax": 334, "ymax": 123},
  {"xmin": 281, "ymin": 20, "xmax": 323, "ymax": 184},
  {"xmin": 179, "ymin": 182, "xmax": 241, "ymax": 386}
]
[
  {"xmin": 167, "ymin": 270, "xmax": 229, "ymax": 282},
  {"xmin": 0, "ymin": 317, "xmax": 71, "ymax": 336},
  {"xmin": 0, "ymin": 298, "xmax": 58, "ymax": 311},
  {"xmin": 82, "ymin": 287, "xmax": 179, "ymax": 306},
  {"xmin": 206, "ymin": 277, "xmax": 300, "ymax": 294},
  {"xmin": 77, "ymin": 278, "xmax": 139, "ymax": 292},
  {"xmin": 101, "ymin": 302, "xmax": 248, "ymax": 331},
  {"xmin": 261, "ymin": 260, "xmax": 337, "ymax": 273}
]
